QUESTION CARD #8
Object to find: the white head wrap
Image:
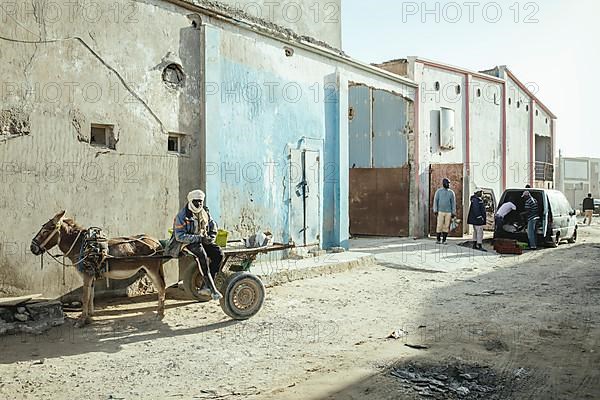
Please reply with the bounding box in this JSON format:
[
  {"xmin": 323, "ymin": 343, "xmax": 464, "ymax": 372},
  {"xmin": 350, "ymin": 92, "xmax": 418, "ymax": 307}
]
[{"xmin": 187, "ymin": 190, "xmax": 205, "ymax": 213}]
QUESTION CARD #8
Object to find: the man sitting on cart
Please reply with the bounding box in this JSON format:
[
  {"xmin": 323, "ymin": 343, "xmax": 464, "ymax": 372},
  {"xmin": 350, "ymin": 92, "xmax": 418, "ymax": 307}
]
[{"xmin": 166, "ymin": 190, "xmax": 223, "ymax": 300}]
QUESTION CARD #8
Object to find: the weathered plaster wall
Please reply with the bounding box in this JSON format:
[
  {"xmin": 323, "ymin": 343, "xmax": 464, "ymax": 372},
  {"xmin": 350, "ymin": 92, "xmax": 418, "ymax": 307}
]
[
  {"xmin": 415, "ymin": 64, "xmax": 466, "ymax": 166},
  {"xmin": 469, "ymin": 77, "xmax": 503, "ymax": 200},
  {"xmin": 0, "ymin": 0, "xmax": 202, "ymax": 297},
  {"xmin": 504, "ymin": 75, "xmax": 532, "ymax": 188},
  {"xmin": 534, "ymin": 107, "xmax": 552, "ymax": 138},
  {"xmin": 181, "ymin": 0, "xmax": 342, "ymax": 48},
  {"xmin": 202, "ymin": 19, "xmax": 416, "ymax": 247}
]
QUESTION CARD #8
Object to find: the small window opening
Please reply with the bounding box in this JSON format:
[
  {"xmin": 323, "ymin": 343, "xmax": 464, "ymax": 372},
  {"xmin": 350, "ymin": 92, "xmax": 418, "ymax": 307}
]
[
  {"xmin": 435, "ymin": 82, "xmax": 440, "ymax": 91},
  {"xmin": 168, "ymin": 133, "xmax": 186, "ymax": 154},
  {"xmin": 526, "ymin": 104, "xmax": 529, "ymax": 112},
  {"xmin": 477, "ymin": 89, "xmax": 482, "ymax": 97},
  {"xmin": 508, "ymin": 98, "xmax": 512, "ymax": 105},
  {"xmin": 517, "ymin": 100, "xmax": 521, "ymax": 108},
  {"xmin": 493, "ymin": 93, "xmax": 498, "ymax": 104},
  {"xmin": 90, "ymin": 124, "xmax": 116, "ymax": 149},
  {"xmin": 168, "ymin": 136, "xmax": 179, "ymax": 152},
  {"xmin": 162, "ymin": 64, "xmax": 185, "ymax": 88},
  {"xmin": 546, "ymin": 118, "xmax": 549, "ymax": 124},
  {"xmin": 456, "ymin": 85, "xmax": 461, "ymax": 95},
  {"xmin": 536, "ymin": 110, "xmax": 539, "ymax": 116},
  {"xmin": 284, "ymin": 46, "xmax": 295, "ymax": 57}
]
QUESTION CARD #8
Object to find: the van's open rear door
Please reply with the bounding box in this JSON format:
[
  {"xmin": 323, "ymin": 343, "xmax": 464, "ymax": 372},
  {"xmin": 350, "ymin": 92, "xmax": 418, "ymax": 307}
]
[{"xmin": 542, "ymin": 194, "xmax": 549, "ymax": 237}]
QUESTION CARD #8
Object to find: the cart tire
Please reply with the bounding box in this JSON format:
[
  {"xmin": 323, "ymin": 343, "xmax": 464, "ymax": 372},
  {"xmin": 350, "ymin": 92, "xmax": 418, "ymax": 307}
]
[
  {"xmin": 182, "ymin": 264, "xmax": 211, "ymax": 303},
  {"xmin": 219, "ymin": 273, "xmax": 265, "ymax": 320}
]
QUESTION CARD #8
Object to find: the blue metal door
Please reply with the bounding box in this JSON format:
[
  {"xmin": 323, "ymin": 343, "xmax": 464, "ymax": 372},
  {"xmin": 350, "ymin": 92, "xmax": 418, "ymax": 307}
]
[{"xmin": 290, "ymin": 149, "xmax": 321, "ymax": 246}]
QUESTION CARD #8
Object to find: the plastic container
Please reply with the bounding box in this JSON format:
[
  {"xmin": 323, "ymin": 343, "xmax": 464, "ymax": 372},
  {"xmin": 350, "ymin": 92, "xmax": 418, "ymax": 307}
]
[{"xmin": 216, "ymin": 229, "xmax": 229, "ymax": 248}]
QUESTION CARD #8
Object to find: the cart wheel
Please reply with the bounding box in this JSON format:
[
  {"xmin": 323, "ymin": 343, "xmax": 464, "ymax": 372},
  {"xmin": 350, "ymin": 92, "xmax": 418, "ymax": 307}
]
[
  {"xmin": 182, "ymin": 264, "xmax": 211, "ymax": 302},
  {"xmin": 219, "ymin": 273, "xmax": 265, "ymax": 320}
]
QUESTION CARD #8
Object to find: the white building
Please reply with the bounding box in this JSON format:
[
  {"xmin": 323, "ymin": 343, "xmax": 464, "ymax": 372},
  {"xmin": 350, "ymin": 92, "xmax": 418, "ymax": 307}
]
[
  {"xmin": 556, "ymin": 156, "xmax": 600, "ymax": 209},
  {"xmin": 377, "ymin": 58, "xmax": 557, "ymax": 235}
]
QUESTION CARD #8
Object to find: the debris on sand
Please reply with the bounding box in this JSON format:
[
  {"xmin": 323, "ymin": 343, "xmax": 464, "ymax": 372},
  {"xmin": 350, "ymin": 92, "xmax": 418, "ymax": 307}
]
[
  {"xmin": 389, "ymin": 360, "xmax": 513, "ymax": 399},
  {"xmin": 404, "ymin": 344, "xmax": 430, "ymax": 350},
  {"xmin": 387, "ymin": 329, "xmax": 409, "ymax": 340}
]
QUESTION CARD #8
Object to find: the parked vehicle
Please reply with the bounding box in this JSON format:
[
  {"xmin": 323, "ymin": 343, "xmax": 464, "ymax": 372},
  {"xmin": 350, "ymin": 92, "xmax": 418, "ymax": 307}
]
[
  {"xmin": 494, "ymin": 189, "xmax": 577, "ymax": 247},
  {"xmin": 594, "ymin": 199, "xmax": 600, "ymax": 215}
]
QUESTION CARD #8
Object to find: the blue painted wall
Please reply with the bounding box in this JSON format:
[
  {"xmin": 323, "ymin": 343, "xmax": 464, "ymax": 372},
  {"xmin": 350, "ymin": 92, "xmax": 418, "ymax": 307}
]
[
  {"xmin": 323, "ymin": 73, "xmax": 341, "ymax": 248},
  {"xmin": 203, "ymin": 27, "xmax": 344, "ymax": 247}
]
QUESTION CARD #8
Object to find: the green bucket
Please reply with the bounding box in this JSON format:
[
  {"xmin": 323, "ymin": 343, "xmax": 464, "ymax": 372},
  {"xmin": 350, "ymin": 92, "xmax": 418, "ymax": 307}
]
[{"xmin": 216, "ymin": 229, "xmax": 229, "ymax": 248}]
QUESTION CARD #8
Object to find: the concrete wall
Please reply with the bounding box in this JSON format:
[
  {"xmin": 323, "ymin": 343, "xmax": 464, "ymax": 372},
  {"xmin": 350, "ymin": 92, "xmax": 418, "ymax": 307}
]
[
  {"xmin": 469, "ymin": 77, "xmax": 503, "ymax": 202},
  {"xmin": 414, "ymin": 64, "xmax": 466, "ymax": 166},
  {"xmin": 504, "ymin": 75, "xmax": 532, "ymax": 188},
  {"xmin": 412, "ymin": 62, "xmax": 467, "ymax": 234},
  {"xmin": 0, "ymin": 0, "xmax": 205, "ymax": 297},
  {"xmin": 202, "ymin": 18, "xmax": 416, "ymax": 248},
  {"xmin": 534, "ymin": 106, "xmax": 552, "ymax": 138},
  {"xmin": 0, "ymin": 0, "xmax": 416, "ymax": 297},
  {"xmin": 182, "ymin": 0, "xmax": 342, "ymax": 48}
]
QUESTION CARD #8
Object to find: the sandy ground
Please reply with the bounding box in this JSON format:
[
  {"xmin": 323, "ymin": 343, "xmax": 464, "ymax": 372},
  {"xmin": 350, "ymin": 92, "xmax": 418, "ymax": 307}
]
[{"xmin": 1, "ymin": 225, "xmax": 599, "ymax": 399}]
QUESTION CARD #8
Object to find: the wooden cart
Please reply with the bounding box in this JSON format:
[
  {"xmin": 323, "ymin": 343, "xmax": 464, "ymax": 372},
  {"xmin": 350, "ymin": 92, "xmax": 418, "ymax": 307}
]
[{"xmin": 178, "ymin": 242, "xmax": 293, "ymax": 320}]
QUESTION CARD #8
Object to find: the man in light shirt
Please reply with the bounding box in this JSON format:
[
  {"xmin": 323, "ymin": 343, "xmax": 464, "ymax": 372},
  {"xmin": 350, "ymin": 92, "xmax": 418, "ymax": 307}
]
[
  {"xmin": 495, "ymin": 201, "xmax": 517, "ymax": 233},
  {"xmin": 433, "ymin": 178, "xmax": 456, "ymax": 245}
]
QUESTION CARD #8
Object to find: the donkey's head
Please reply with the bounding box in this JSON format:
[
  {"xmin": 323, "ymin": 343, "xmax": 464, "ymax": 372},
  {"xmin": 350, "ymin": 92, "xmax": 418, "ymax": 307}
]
[{"xmin": 30, "ymin": 210, "xmax": 67, "ymax": 256}]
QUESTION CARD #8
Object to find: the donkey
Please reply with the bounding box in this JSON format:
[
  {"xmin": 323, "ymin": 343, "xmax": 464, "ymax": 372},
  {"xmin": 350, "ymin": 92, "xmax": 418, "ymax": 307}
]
[{"xmin": 30, "ymin": 211, "xmax": 167, "ymax": 327}]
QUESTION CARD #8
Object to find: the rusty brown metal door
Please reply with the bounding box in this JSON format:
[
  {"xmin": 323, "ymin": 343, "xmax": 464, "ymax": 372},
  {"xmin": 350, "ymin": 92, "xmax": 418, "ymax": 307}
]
[
  {"xmin": 349, "ymin": 167, "xmax": 410, "ymax": 237},
  {"xmin": 429, "ymin": 164, "xmax": 464, "ymax": 237}
]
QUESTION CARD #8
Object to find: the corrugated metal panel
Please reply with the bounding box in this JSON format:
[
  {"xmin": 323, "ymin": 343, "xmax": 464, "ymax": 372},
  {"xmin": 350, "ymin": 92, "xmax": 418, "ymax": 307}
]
[
  {"xmin": 349, "ymin": 85, "xmax": 372, "ymax": 168},
  {"xmin": 373, "ymin": 89, "xmax": 408, "ymax": 167},
  {"xmin": 349, "ymin": 167, "xmax": 410, "ymax": 236}
]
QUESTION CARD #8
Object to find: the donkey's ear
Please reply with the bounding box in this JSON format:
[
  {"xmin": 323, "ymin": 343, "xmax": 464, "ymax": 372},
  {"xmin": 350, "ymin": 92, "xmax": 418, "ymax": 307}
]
[{"xmin": 53, "ymin": 210, "xmax": 67, "ymax": 221}]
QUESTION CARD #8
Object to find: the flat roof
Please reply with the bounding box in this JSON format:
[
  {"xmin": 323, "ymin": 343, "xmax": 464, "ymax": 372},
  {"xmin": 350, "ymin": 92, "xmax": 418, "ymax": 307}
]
[{"xmin": 163, "ymin": 0, "xmax": 418, "ymax": 88}]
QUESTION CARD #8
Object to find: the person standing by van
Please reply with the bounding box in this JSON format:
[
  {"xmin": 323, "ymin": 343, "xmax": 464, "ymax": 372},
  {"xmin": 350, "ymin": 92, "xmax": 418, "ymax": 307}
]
[
  {"xmin": 468, "ymin": 189, "xmax": 487, "ymax": 251},
  {"xmin": 583, "ymin": 193, "xmax": 595, "ymax": 226},
  {"xmin": 522, "ymin": 191, "xmax": 539, "ymax": 250}
]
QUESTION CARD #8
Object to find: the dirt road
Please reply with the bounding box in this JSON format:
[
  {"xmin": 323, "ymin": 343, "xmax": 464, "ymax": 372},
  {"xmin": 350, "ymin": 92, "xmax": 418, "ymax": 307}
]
[{"xmin": 1, "ymin": 227, "xmax": 599, "ymax": 399}]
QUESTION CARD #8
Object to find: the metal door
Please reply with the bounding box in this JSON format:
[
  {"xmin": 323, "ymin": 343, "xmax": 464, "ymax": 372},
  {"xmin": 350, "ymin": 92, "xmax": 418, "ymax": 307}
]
[
  {"xmin": 429, "ymin": 164, "xmax": 464, "ymax": 237},
  {"xmin": 290, "ymin": 149, "xmax": 321, "ymax": 246},
  {"xmin": 349, "ymin": 167, "xmax": 410, "ymax": 237},
  {"xmin": 373, "ymin": 89, "xmax": 409, "ymax": 168},
  {"xmin": 349, "ymin": 85, "xmax": 371, "ymax": 168}
]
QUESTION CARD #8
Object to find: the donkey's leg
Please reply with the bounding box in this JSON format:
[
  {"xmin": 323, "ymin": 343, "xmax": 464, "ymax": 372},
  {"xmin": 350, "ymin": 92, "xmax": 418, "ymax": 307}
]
[
  {"xmin": 89, "ymin": 279, "xmax": 95, "ymax": 316},
  {"xmin": 76, "ymin": 275, "xmax": 94, "ymax": 327},
  {"xmin": 145, "ymin": 261, "xmax": 167, "ymax": 319}
]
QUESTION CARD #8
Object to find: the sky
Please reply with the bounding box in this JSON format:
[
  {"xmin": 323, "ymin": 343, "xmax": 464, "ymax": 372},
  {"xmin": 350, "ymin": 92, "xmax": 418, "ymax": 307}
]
[{"xmin": 341, "ymin": 0, "xmax": 600, "ymax": 159}]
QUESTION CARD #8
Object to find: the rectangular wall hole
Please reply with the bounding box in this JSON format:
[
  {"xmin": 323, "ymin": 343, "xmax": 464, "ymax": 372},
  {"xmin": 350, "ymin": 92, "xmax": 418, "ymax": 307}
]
[
  {"xmin": 90, "ymin": 124, "xmax": 116, "ymax": 149},
  {"xmin": 168, "ymin": 133, "xmax": 187, "ymax": 155}
]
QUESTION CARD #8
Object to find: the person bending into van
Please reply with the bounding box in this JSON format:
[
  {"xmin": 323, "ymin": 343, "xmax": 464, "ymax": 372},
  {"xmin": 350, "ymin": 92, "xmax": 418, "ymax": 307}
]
[
  {"xmin": 495, "ymin": 201, "xmax": 517, "ymax": 233},
  {"xmin": 522, "ymin": 191, "xmax": 539, "ymax": 250},
  {"xmin": 433, "ymin": 178, "xmax": 456, "ymax": 245},
  {"xmin": 583, "ymin": 193, "xmax": 595, "ymax": 226},
  {"xmin": 468, "ymin": 189, "xmax": 487, "ymax": 251}
]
